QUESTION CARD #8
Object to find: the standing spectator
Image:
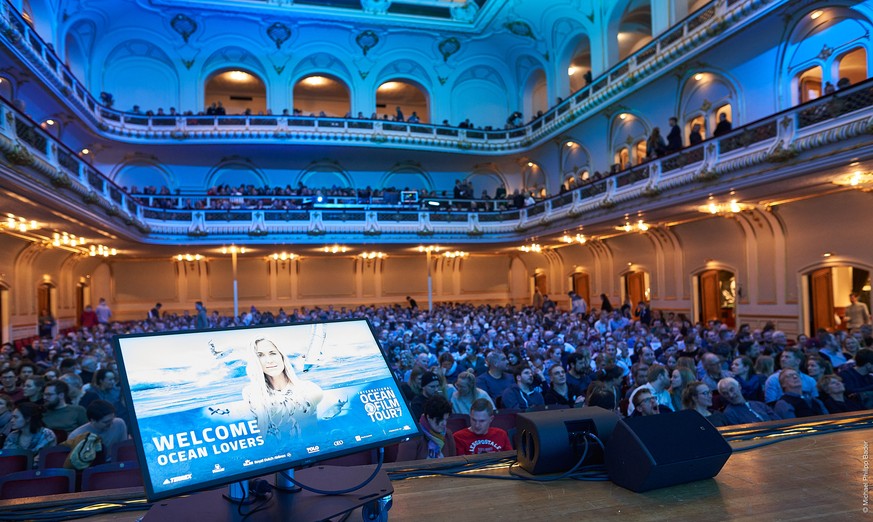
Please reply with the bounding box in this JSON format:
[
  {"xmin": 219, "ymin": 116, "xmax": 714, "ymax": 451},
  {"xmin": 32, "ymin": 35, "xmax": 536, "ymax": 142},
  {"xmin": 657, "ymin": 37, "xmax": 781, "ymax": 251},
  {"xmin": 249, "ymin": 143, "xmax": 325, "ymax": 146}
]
[
  {"xmin": 148, "ymin": 302, "xmax": 162, "ymax": 321},
  {"xmin": 646, "ymin": 127, "xmax": 666, "ymax": 159},
  {"xmin": 395, "ymin": 106, "xmax": 404, "ymax": 122},
  {"xmin": 689, "ymin": 123, "xmax": 703, "ymax": 145},
  {"xmin": 95, "ymin": 298, "xmax": 112, "ymax": 325},
  {"xmin": 195, "ymin": 301, "xmax": 209, "ymax": 329},
  {"xmin": 713, "ymin": 112, "xmax": 732, "ymax": 137},
  {"xmin": 38, "ymin": 309, "xmax": 55, "ymax": 338},
  {"xmin": 453, "ymin": 399, "xmax": 512, "ymax": 455},
  {"xmin": 665, "ymin": 117, "xmax": 682, "ymax": 153},
  {"xmin": 80, "ymin": 305, "xmax": 98, "ymax": 329},
  {"xmin": 844, "ymin": 293, "xmax": 871, "ymax": 332}
]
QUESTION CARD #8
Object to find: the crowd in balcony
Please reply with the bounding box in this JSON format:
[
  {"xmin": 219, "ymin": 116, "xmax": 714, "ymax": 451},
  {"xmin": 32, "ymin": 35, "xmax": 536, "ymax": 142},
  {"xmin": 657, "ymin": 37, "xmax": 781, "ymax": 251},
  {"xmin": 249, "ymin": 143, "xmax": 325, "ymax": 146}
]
[
  {"xmin": 1, "ymin": 292, "xmax": 870, "ymax": 472},
  {"xmin": 130, "ymin": 181, "xmax": 558, "ymax": 212}
]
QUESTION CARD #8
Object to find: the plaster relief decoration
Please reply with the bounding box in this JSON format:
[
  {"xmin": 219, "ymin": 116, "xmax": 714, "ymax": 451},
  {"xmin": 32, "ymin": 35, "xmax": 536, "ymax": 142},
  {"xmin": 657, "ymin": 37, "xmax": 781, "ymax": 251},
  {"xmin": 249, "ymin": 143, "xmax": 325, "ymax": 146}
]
[
  {"xmin": 266, "ymin": 22, "xmax": 292, "ymax": 49},
  {"xmin": 356, "ymin": 30, "xmax": 380, "ymax": 56},
  {"xmin": 504, "ymin": 20, "xmax": 536, "ymax": 40},
  {"xmin": 438, "ymin": 37, "xmax": 461, "ymax": 62},
  {"xmin": 451, "ymin": 1, "xmax": 479, "ymax": 23},
  {"xmin": 362, "ymin": 0, "xmax": 391, "ymax": 15},
  {"xmin": 170, "ymin": 14, "xmax": 197, "ymax": 43}
]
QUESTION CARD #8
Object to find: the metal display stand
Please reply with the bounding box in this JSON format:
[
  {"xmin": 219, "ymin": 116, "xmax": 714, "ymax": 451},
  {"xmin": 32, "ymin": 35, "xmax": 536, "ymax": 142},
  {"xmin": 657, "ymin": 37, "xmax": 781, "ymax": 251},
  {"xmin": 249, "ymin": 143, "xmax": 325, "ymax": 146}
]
[{"xmin": 143, "ymin": 465, "xmax": 393, "ymax": 522}]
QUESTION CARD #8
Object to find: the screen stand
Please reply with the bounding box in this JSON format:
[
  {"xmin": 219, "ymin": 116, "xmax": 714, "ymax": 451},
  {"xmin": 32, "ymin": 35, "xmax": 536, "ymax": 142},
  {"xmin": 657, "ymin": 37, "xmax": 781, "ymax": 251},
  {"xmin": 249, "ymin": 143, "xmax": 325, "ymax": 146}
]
[
  {"xmin": 227, "ymin": 480, "xmax": 249, "ymax": 502},
  {"xmin": 274, "ymin": 468, "xmax": 302, "ymax": 492},
  {"xmin": 143, "ymin": 465, "xmax": 394, "ymax": 522}
]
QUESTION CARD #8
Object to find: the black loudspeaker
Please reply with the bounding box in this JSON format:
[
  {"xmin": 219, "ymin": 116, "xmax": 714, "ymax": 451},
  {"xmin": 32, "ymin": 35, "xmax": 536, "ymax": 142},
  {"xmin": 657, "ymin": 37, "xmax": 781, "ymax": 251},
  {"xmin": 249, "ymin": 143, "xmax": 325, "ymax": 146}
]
[
  {"xmin": 516, "ymin": 406, "xmax": 620, "ymax": 475},
  {"xmin": 605, "ymin": 410, "xmax": 732, "ymax": 492}
]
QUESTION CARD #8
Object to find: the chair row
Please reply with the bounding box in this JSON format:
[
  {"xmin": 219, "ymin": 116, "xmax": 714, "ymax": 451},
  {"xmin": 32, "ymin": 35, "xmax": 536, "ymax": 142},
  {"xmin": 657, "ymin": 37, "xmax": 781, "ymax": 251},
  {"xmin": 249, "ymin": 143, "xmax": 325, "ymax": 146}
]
[{"xmin": 0, "ymin": 460, "xmax": 142, "ymax": 499}]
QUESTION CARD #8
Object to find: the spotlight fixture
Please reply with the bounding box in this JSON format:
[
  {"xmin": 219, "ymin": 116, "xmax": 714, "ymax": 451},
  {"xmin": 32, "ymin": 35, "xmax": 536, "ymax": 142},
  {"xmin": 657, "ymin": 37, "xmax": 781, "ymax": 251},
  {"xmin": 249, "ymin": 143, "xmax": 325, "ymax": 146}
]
[
  {"xmin": 323, "ymin": 245, "xmax": 349, "ymax": 254},
  {"xmin": 270, "ymin": 252, "xmax": 299, "ymax": 261},
  {"xmin": 559, "ymin": 233, "xmax": 587, "ymax": 244},
  {"xmin": 697, "ymin": 195, "xmax": 751, "ymax": 215},
  {"xmin": 519, "ymin": 243, "xmax": 543, "ymax": 253},
  {"xmin": 615, "ymin": 216, "xmax": 649, "ymax": 233},
  {"xmin": 221, "ymin": 245, "xmax": 246, "ymax": 255}
]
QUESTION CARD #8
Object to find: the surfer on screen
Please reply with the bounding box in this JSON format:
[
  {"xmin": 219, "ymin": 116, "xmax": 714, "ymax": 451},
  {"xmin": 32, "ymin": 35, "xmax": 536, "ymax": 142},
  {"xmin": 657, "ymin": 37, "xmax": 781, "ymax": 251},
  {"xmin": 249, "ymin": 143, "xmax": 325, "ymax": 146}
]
[{"xmin": 242, "ymin": 337, "xmax": 323, "ymax": 440}]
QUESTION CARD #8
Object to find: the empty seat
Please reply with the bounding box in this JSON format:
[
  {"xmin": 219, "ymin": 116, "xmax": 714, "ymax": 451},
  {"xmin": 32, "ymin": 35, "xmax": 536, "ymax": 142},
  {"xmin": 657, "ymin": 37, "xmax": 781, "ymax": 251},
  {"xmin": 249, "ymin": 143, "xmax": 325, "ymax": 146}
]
[
  {"xmin": 110, "ymin": 439, "xmax": 138, "ymax": 463},
  {"xmin": 37, "ymin": 445, "xmax": 70, "ymax": 469},
  {"xmin": 0, "ymin": 448, "xmax": 33, "ymax": 475},
  {"xmin": 0, "ymin": 468, "xmax": 76, "ymax": 499},
  {"xmin": 81, "ymin": 461, "xmax": 144, "ymax": 491}
]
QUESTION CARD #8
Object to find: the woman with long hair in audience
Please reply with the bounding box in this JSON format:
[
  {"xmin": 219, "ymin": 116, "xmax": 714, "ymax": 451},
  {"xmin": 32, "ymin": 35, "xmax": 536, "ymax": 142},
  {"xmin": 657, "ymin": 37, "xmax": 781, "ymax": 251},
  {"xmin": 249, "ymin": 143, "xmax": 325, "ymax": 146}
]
[
  {"xmin": 681, "ymin": 381, "xmax": 728, "ymax": 426},
  {"xmin": 450, "ymin": 370, "xmax": 493, "ymax": 415},
  {"xmin": 730, "ymin": 356, "xmax": 763, "ymax": 401},
  {"xmin": 817, "ymin": 374, "xmax": 863, "ymax": 414},
  {"xmin": 754, "ymin": 355, "xmax": 775, "ymax": 379},
  {"xmin": 21, "ymin": 375, "xmax": 45, "ymax": 406},
  {"xmin": 3, "ymin": 402, "xmax": 57, "ymax": 464},
  {"xmin": 804, "ymin": 355, "xmax": 832, "ymax": 383},
  {"xmin": 669, "ymin": 367, "xmax": 696, "ymax": 412},
  {"xmin": 400, "ymin": 365, "xmax": 426, "ymax": 402},
  {"xmin": 0, "ymin": 394, "xmax": 14, "ymax": 443}
]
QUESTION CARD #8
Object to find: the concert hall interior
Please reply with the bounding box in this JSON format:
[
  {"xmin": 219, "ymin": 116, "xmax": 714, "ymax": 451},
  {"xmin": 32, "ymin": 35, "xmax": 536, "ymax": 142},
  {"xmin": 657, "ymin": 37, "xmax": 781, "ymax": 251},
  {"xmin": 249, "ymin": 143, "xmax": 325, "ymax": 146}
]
[{"xmin": 1, "ymin": 0, "xmax": 873, "ymax": 519}]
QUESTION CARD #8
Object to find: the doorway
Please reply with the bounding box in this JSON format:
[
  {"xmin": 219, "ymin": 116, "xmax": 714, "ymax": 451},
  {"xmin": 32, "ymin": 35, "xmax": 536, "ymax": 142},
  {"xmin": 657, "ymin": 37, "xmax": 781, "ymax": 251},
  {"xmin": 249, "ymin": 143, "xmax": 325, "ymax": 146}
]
[{"xmin": 698, "ymin": 269, "xmax": 736, "ymax": 328}]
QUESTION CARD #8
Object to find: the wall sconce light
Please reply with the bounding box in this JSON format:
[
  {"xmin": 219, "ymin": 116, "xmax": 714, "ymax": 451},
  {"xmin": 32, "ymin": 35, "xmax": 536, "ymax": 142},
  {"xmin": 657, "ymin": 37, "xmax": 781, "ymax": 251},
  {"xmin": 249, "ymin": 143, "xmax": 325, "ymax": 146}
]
[
  {"xmin": 270, "ymin": 252, "xmax": 299, "ymax": 261},
  {"xmin": 519, "ymin": 243, "xmax": 543, "ymax": 253},
  {"xmin": 175, "ymin": 254, "xmax": 202, "ymax": 262},
  {"xmin": 698, "ymin": 195, "xmax": 752, "ymax": 215}
]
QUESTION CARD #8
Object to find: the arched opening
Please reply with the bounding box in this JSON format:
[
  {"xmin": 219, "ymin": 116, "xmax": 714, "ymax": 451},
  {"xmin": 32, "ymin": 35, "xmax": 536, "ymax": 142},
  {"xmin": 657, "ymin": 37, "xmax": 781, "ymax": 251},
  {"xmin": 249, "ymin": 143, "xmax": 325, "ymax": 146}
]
[
  {"xmin": 806, "ymin": 266, "xmax": 871, "ymax": 334},
  {"xmin": 37, "ymin": 281, "xmax": 56, "ymax": 338},
  {"xmin": 572, "ymin": 272, "xmax": 591, "ymax": 311},
  {"xmin": 614, "ymin": 147, "xmax": 630, "ymax": 171},
  {"xmin": 622, "ymin": 270, "xmax": 650, "ymax": 312},
  {"xmin": 292, "ymin": 75, "xmax": 350, "ymax": 117},
  {"xmin": 523, "ymin": 69, "xmax": 548, "ymax": 122},
  {"xmin": 534, "ymin": 272, "xmax": 548, "ymax": 297},
  {"xmin": 0, "ymin": 283, "xmax": 8, "ymax": 344},
  {"xmin": 75, "ymin": 279, "xmax": 88, "ymax": 328},
  {"xmin": 0, "ymin": 76, "xmax": 11, "ymax": 101},
  {"xmin": 633, "ymin": 139, "xmax": 647, "ymax": 165},
  {"xmin": 696, "ymin": 269, "xmax": 736, "ymax": 328},
  {"xmin": 205, "ymin": 69, "xmax": 267, "ymax": 115},
  {"xmin": 523, "ymin": 162, "xmax": 546, "ymax": 198},
  {"xmin": 797, "ymin": 65, "xmax": 822, "ymax": 103},
  {"xmin": 617, "ymin": 0, "xmax": 652, "ymax": 62},
  {"xmin": 838, "ymin": 48, "xmax": 867, "ymax": 87},
  {"xmin": 568, "ymin": 36, "xmax": 592, "ymax": 92},
  {"xmin": 375, "ymin": 80, "xmax": 429, "ymax": 123}
]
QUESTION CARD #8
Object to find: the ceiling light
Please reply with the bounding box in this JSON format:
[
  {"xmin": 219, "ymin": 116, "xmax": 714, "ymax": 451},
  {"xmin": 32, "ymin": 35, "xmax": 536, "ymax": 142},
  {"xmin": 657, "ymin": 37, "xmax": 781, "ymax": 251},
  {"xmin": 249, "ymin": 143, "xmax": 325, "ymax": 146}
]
[
  {"xmin": 80, "ymin": 148, "xmax": 90, "ymax": 155},
  {"xmin": 694, "ymin": 73, "xmax": 704, "ymax": 81},
  {"xmin": 810, "ymin": 10, "xmax": 823, "ymax": 20},
  {"xmin": 568, "ymin": 66, "xmax": 577, "ymax": 76},
  {"xmin": 44, "ymin": 119, "xmax": 55, "ymax": 126},
  {"xmin": 226, "ymin": 70, "xmax": 253, "ymax": 82},
  {"xmin": 823, "ymin": 252, "xmax": 832, "ymax": 258},
  {"xmin": 302, "ymin": 76, "xmax": 328, "ymax": 87},
  {"xmin": 377, "ymin": 82, "xmax": 402, "ymax": 92}
]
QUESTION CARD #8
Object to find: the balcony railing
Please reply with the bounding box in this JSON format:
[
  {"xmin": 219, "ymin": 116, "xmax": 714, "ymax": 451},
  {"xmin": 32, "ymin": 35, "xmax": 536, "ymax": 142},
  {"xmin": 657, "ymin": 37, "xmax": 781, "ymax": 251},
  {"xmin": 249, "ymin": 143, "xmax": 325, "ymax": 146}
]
[
  {"xmin": 2, "ymin": 77, "xmax": 872, "ymax": 244},
  {"xmin": 0, "ymin": 0, "xmax": 786, "ymax": 152}
]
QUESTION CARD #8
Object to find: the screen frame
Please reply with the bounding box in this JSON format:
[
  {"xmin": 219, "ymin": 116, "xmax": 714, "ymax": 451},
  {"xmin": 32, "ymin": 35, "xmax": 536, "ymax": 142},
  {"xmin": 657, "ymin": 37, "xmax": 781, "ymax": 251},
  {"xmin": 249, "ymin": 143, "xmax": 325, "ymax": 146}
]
[{"xmin": 113, "ymin": 318, "xmax": 420, "ymax": 502}]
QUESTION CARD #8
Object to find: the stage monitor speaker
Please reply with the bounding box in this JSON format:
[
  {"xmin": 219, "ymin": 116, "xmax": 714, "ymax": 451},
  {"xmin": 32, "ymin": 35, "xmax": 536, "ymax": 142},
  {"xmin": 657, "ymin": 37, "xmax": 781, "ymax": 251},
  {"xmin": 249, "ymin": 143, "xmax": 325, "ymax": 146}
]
[
  {"xmin": 516, "ymin": 406, "xmax": 620, "ymax": 475},
  {"xmin": 605, "ymin": 409, "xmax": 732, "ymax": 492}
]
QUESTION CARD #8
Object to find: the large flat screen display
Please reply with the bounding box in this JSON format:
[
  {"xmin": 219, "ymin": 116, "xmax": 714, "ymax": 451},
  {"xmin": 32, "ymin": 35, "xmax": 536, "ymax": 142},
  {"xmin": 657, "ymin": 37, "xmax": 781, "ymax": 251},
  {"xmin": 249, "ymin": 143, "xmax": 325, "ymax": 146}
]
[{"xmin": 114, "ymin": 319, "xmax": 420, "ymax": 501}]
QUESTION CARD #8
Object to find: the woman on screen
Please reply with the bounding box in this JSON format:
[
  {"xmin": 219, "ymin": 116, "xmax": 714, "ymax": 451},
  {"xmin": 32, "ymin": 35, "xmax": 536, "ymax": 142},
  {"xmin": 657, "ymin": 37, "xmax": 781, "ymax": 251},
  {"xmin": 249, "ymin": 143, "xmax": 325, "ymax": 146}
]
[{"xmin": 243, "ymin": 337, "xmax": 323, "ymax": 440}]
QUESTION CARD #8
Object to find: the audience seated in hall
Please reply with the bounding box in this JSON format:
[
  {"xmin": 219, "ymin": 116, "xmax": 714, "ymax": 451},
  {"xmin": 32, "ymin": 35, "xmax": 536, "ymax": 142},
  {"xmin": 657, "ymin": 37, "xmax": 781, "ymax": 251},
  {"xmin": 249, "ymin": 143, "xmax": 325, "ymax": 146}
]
[{"xmin": 2, "ymin": 295, "xmax": 869, "ymax": 473}]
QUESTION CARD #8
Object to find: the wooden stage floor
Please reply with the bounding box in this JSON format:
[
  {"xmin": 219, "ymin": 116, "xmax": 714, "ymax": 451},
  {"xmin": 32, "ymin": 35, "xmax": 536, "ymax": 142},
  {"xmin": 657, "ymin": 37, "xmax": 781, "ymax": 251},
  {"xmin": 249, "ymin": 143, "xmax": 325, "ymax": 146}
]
[{"xmin": 2, "ymin": 418, "xmax": 870, "ymax": 521}]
